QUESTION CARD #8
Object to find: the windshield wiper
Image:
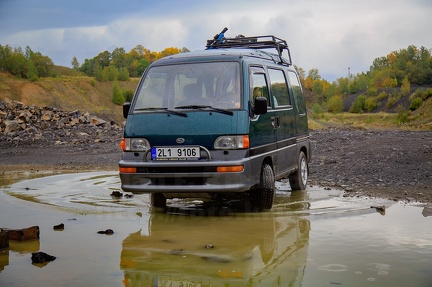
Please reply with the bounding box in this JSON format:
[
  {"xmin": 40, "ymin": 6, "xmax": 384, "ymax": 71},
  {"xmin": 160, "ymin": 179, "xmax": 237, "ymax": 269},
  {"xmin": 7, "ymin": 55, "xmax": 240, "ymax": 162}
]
[
  {"xmin": 134, "ymin": 107, "xmax": 188, "ymax": 117},
  {"xmin": 174, "ymin": 105, "xmax": 233, "ymax": 116}
]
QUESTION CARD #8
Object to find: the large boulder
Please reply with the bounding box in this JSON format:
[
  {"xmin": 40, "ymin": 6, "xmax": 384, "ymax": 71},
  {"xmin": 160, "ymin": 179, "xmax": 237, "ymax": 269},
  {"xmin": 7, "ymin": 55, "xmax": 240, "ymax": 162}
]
[{"xmin": 6, "ymin": 226, "xmax": 40, "ymax": 241}]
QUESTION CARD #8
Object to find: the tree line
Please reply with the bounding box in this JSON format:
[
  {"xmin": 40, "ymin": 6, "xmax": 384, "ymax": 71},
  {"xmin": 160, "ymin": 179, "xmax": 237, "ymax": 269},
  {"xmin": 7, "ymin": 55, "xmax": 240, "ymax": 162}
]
[
  {"xmin": 0, "ymin": 44, "xmax": 188, "ymax": 81},
  {"xmin": 297, "ymin": 45, "xmax": 432, "ymax": 116},
  {"xmin": 75, "ymin": 45, "xmax": 189, "ymax": 81},
  {"xmin": 1, "ymin": 42, "xmax": 431, "ymax": 114},
  {"xmin": 0, "ymin": 45, "xmax": 54, "ymax": 81}
]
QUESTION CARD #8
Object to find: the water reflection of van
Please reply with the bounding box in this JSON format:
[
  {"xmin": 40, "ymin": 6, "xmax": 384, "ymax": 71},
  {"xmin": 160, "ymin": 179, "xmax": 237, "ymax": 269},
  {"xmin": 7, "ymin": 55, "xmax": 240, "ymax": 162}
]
[
  {"xmin": 120, "ymin": 212, "xmax": 310, "ymax": 286},
  {"xmin": 119, "ymin": 30, "xmax": 311, "ymax": 211}
]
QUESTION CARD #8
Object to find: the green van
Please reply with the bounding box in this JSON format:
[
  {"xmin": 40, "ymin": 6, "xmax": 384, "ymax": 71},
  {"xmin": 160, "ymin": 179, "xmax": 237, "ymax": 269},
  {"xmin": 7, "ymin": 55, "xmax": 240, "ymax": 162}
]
[{"xmin": 119, "ymin": 30, "xmax": 311, "ymax": 211}]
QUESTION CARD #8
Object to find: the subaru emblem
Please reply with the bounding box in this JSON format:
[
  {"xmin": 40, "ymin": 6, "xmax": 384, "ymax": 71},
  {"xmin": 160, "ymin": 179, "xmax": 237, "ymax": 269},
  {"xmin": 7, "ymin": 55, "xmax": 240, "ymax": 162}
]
[{"xmin": 176, "ymin": 138, "xmax": 185, "ymax": 144}]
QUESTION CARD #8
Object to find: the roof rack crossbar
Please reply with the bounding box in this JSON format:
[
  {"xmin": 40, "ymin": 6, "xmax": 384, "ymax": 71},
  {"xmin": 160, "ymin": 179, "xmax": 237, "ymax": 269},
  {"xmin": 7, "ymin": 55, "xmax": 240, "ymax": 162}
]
[{"xmin": 206, "ymin": 33, "xmax": 292, "ymax": 65}]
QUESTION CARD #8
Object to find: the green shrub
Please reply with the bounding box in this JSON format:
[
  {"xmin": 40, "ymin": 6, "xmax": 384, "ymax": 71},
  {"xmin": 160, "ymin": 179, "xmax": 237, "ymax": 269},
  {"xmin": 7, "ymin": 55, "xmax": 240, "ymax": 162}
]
[
  {"xmin": 123, "ymin": 89, "xmax": 134, "ymax": 102},
  {"xmin": 396, "ymin": 105, "xmax": 409, "ymax": 123},
  {"xmin": 327, "ymin": 95, "xmax": 344, "ymax": 113},
  {"xmin": 386, "ymin": 96, "xmax": 397, "ymax": 109},
  {"xmin": 423, "ymin": 88, "xmax": 432, "ymax": 100},
  {"xmin": 376, "ymin": 91, "xmax": 387, "ymax": 102},
  {"xmin": 311, "ymin": 102, "xmax": 323, "ymax": 114},
  {"xmin": 349, "ymin": 95, "xmax": 366, "ymax": 113},
  {"xmin": 112, "ymin": 82, "xmax": 125, "ymax": 105},
  {"xmin": 409, "ymin": 97, "xmax": 423, "ymax": 111},
  {"xmin": 365, "ymin": 96, "xmax": 378, "ymax": 112}
]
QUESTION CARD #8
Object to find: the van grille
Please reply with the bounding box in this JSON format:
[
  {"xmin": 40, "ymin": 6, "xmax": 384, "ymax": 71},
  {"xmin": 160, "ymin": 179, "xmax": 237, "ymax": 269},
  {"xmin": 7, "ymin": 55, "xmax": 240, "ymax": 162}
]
[
  {"xmin": 151, "ymin": 177, "xmax": 206, "ymax": 186},
  {"xmin": 137, "ymin": 167, "xmax": 217, "ymax": 173}
]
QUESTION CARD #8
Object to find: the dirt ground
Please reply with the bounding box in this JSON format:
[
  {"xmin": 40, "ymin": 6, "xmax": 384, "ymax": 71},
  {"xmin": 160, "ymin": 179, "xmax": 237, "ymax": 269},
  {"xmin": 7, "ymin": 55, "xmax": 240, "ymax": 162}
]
[{"xmin": 1, "ymin": 127, "xmax": 431, "ymax": 204}]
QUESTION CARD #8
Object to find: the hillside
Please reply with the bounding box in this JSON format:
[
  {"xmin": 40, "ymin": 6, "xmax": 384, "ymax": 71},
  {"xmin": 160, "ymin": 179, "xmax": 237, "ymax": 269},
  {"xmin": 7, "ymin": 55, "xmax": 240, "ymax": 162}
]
[
  {"xmin": 0, "ymin": 71, "xmax": 139, "ymax": 123},
  {"xmin": 1, "ymin": 69, "xmax": 431, "ymax": 130}
]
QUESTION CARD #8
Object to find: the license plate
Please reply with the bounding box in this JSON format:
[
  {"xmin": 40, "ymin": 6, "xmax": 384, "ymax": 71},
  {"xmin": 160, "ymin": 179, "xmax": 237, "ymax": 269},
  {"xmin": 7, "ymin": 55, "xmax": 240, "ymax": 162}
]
[{"xmin": 151, "ymin": 146, "xmax": 200, "ymax": 160}]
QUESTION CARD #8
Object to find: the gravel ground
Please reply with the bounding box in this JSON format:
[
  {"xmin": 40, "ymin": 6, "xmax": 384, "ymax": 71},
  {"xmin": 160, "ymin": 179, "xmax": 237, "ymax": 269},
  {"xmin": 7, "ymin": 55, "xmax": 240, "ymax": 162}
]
[{"xmin": 1, "ymin": 125, "xmax": 431, "ymax": 204}]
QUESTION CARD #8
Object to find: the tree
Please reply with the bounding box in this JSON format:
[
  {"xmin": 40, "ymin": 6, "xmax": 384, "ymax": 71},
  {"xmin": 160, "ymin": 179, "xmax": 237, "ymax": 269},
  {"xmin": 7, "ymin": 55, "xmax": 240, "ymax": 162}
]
[
  {"xmin": 26, "ymin": 60, "xmax": 38, "ymax": 81},
  {"xmin": 327, "ymin": 95, "xmax": 344, "ymax": 113},
  {"xmin": 308, "ymin": 68, "xmax": 321, "ymax": 81},
  {"xmin": 118, "ymin": 67, "xmax": 130, "ymax": 81},
  {"xmin": 93, "ymin": 62, "xmax": 103, "ymax": 81},
  {"xmin": 24, "ymin": 46, "xmax": 54, "ymax": 77},
  {"xmin": 136, "ymin": 58, "xmax": 149, "ymax": 76},
  {"xmin": 71, "ymin": 56, "xmax": 80, "ymax": 70},
  {"xmin": 294, "ymin": 65, "xmax": 305, "ymax": 82},
  {"xmin": 95, "ymin": 51, "xmax": 111, "ymax": 68},
  {"xmin": 401, "ymin": 76, "xmax": 411, "ymax": 96}
]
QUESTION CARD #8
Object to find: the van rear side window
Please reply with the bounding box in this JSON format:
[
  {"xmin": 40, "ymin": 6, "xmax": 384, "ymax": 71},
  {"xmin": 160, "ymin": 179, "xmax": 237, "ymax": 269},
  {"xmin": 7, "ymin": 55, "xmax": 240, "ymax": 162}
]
[
  {"xmin": 287, "ymin": 71, "xmax": 306, "ymax": 114},
  {"xmin": 268, "ymin": 68, "xmax": 290, "ymax": 107}
]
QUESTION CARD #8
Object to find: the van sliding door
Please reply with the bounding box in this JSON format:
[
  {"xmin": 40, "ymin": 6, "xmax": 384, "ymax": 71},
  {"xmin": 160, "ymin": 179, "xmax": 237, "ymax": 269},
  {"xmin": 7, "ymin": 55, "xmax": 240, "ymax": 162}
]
[{"xmin": 267, "ymin": 68, "xmax": 297, "ymax": 176}]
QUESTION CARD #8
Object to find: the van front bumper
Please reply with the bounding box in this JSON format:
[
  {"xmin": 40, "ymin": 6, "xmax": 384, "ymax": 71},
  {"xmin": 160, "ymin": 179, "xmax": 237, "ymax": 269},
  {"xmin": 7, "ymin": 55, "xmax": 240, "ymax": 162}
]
[{"xmin": 119, "ymin": 159, "xmax": 254, "ymax": 194}]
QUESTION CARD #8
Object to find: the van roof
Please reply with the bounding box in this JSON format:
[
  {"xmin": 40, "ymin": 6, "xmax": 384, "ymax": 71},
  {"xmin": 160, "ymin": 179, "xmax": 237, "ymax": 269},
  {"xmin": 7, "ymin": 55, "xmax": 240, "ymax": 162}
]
[{"xmin": 156, "ymin": 48, "xmax": 292, "ymax": 67}]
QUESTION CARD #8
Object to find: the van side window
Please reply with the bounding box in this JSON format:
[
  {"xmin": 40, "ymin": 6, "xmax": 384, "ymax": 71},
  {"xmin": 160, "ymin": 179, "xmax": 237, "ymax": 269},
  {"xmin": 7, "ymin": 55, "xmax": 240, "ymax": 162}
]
[
  {"xmin": 267, "ymin": 68, "xmax": 291, "ymax": 107},
  {"xmin": 250, "ymin": 69, "xmax": 270, "ymax": 108},
  {"xmin": 287, "ymin": 71, "xmax": 306, "ymax": 114}
]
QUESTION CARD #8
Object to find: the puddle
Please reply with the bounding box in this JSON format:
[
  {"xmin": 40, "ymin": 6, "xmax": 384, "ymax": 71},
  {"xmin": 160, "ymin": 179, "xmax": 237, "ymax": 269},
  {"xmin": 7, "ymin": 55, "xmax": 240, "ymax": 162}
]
[{"xmin": 0, "ymin": 172, "xmax": 431, "ymax": 286}]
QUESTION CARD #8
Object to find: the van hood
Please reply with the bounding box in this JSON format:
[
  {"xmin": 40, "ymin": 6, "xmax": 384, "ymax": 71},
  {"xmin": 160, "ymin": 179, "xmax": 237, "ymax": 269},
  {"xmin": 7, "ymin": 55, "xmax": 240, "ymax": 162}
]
[{"xmin": 124, "ymin": 111, "xmax": 249, "ymax": 149}]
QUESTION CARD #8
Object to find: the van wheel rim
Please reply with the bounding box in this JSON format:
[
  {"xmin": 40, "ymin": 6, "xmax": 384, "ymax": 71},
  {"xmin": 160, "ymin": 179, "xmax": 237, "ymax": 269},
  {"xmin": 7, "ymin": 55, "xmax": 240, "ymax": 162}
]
[{"xmin": 300, "ymin": 157, "xmax": 308, "ymax": 186}]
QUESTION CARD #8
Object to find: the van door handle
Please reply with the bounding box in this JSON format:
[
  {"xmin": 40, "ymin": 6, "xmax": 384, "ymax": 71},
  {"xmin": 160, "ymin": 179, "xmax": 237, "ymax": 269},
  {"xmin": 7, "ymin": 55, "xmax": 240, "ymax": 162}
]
[{"xmin": 271, "ymin": 116, "xmax": 280, "ymax": 128}]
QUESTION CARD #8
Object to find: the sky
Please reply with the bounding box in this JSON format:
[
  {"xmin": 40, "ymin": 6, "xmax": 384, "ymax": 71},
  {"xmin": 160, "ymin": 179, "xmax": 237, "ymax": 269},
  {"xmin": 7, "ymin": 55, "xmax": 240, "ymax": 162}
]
[{"xmin": 1, "ymin": 0, "xmax": 431, "ymax": 81}]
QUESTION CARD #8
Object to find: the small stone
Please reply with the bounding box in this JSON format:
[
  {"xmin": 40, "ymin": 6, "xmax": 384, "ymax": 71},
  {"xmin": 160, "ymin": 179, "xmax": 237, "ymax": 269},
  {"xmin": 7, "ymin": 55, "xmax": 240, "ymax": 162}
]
[
  {"xmin": 422, "ymin": 206, "xmax": 432, "ymax": 217},
  {"xmin": 97, "ymin": 229, "xmax": 114, "ymax": 235},
  {"xmin": 31, "ymin": 252, "xmax": 56, "ymax": 264},
  {"xmin": 110, "ymin": 191, "xmax": 123, "ymax": 197},
  {"xmin": 53, "ymin": 223, "xmax": 64, "ymax": 231},
  {"xmin": 371, "ymin": 205, "xmax": 386, "ymax": 215}
]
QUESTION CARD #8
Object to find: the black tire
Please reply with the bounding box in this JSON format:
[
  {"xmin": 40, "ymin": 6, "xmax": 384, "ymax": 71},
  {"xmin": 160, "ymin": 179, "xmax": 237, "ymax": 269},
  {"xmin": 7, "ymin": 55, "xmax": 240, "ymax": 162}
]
[
  {"xmin": 289, "ymin": 151, "xmax": 308, "ymax": 190},
  {"xmin": 251, "ymin": 163, "xmax": 275, "ymax": 211},
  {"xmin": 150, "ymin": 193, "xmax": 167, "ymax": 211}
]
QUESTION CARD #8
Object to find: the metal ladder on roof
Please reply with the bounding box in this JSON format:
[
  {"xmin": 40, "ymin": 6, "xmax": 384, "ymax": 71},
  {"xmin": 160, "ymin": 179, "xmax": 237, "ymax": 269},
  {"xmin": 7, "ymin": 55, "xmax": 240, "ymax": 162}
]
[{"xmin": 205, "ymin": 27, "xmax": 292, "ymax": 66}]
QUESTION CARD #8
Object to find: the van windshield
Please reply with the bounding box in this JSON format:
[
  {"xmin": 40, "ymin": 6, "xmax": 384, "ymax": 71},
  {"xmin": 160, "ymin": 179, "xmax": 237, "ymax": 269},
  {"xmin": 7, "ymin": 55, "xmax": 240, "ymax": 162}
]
[{"xmin": 133, "ymin": 62, "xmax": 241, "ymax": 112}]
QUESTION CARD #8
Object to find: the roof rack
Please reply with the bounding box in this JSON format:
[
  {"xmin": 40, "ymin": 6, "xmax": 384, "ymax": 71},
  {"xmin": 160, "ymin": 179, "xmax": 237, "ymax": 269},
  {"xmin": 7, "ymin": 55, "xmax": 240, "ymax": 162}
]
[{"xmin": 206, "ymin": 28, "xmax": 292, "ymax": 65}]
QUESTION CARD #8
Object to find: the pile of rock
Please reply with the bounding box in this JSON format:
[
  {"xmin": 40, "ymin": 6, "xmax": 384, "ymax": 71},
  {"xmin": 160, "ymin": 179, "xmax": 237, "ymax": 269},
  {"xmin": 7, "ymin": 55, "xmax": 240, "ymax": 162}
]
[{"xmin": 0, "ymin": 98, "xmax": 123, "ymax": 146}]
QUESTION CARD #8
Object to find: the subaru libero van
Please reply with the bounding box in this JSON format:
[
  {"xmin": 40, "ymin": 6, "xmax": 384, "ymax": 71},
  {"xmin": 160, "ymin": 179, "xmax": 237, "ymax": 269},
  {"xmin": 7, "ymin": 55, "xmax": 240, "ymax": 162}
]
[{"xmin": 119, "ymin": 29, "xmax": 311, "ymax": 211}]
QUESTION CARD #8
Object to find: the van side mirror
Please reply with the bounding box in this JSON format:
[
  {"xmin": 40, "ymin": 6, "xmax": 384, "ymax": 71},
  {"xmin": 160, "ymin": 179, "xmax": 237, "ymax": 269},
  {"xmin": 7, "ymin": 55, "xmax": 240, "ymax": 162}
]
[
  {"xmin": 123, "ymin": 102, "xmax": 131, "ymax": 119},
  {"xmin": 253, "ymin": 97, "xmax": 267, "ymax": 115}
]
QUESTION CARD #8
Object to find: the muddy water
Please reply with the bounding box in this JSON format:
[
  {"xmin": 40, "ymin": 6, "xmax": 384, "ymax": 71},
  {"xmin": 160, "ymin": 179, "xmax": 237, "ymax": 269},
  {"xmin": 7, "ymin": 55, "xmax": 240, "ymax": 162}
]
[{"xmin": 0, "ymin": 172, "xmax": 431, "ymax": 287}]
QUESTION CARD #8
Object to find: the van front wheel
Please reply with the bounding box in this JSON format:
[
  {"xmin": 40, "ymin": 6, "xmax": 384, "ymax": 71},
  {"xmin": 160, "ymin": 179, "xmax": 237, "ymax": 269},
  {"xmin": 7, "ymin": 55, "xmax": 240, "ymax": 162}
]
[
  {"xmin": 251, "ymin": 163, "xmax": 275, "ymax": 211},
  {"xmin": 289, "ymin": 151, "xmax": 308, "ymax": 190}
]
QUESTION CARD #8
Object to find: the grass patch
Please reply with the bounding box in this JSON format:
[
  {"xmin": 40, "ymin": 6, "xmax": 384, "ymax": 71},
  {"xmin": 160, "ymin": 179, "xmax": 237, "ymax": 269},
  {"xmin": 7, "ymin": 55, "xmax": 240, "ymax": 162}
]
[{"xmin": 308, "ymin": 112, "xmax": 426, "ymax": 130}]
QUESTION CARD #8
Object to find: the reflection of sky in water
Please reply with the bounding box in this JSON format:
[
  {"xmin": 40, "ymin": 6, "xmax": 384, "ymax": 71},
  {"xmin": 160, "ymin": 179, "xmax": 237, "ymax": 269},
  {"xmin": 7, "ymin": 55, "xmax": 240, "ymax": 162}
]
[{"xmin": 4, "ymin": 172, "xmax": 149, "ymax": 213}]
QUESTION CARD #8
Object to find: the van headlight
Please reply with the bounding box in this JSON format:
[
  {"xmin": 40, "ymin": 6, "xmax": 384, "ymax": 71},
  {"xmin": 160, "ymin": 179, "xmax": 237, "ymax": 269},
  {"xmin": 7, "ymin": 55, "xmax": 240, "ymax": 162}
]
[
  {"xmin": 214, "ymin": 135, "xmax": 249, "ymax": 149},
  {"xmin": 120, "ymin": 138, "xmax": 151, "ymax": 151}
]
